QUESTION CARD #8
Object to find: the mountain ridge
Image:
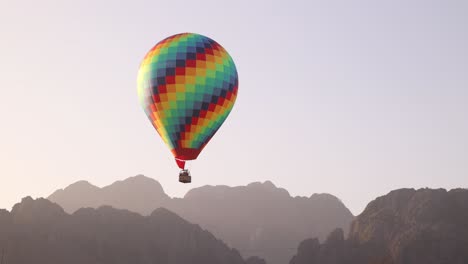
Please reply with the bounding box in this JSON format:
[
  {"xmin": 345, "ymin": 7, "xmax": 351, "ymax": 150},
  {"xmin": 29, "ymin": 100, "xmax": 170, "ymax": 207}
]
[
  {"xmin": 0, "ymin": 196, "xmax": 249, "ymax": 264},
  {"xmin": 289, "ymin": 187, "xmax": 468, "ymax": 264},
  {"xmin": 47, "ymin": 175, "xmax": 355, "ymax": 264}
]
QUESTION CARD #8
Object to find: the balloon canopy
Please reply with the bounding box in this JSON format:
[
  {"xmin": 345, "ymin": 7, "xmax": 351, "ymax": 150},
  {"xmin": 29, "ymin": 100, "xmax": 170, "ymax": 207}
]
[{"xmin": 137, "ymin": 33, "xmax": 238, "ymax": 170}]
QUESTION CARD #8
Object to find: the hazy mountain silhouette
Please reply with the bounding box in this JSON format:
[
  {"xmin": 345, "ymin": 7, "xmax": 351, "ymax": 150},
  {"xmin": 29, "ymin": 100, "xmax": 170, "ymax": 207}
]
[
  {"xmin": 168, "ymin": 181, "xmax": 354, "ymax": 264},
  {"xmin": 289, "ymin": 188, "xmax": 468, "ymax": 264},
  {"xmin": 48, "ymin": 176, "xmax": 170, "ymax": 215},
  {"xmin": 48, "ymin": 175, "xmax": 355, "ymax": 264},
  {"xmin": 0, "ymin": 196, "xmax": 248, "ymax": 264}
]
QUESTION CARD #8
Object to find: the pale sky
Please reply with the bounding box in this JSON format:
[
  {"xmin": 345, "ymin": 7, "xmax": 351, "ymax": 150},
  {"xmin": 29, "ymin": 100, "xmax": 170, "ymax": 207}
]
[{"xmin": 0, "ymin": 0, "xmax": 467, "ymax": 215}]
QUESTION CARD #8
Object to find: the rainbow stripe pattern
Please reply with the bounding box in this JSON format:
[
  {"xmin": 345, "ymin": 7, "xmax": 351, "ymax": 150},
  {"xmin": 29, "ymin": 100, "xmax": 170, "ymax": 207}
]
[{"xmin": 137, "ymin": 33, "xmax": 239, "ymax": 161}]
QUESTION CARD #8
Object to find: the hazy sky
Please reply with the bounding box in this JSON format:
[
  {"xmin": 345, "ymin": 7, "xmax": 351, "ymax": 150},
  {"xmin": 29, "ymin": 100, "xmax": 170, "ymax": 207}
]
[{"xmin": 1, "ymin": 0, "xmax": 467, "ymax": 214}]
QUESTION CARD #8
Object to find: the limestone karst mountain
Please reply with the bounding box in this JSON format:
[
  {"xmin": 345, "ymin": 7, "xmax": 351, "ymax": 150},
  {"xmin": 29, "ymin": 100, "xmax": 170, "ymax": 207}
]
[
  {"xmin": 48, "ymin": 175, "xmax": 355, "ymax": 264},
  {"xmin": 168, "ymin": 181, "xmax": 354, "ymax": 264},
  {"xmin": 48, "ymin": 176, "xmax": 170, "ymax": 215},
  {"xmin": 0, "ymin": 196, "xmax": 248, "ymax": 264},
  {"xmin": 289, "ymin": 188, "xmax": 468, "ymax": 264}
]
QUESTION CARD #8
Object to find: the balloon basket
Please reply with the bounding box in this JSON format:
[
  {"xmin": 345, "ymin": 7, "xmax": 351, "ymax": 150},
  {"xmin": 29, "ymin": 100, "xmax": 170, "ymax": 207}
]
[{"xmin": 179, "ymin": 169, "xmax": 191, "ymax": 183}]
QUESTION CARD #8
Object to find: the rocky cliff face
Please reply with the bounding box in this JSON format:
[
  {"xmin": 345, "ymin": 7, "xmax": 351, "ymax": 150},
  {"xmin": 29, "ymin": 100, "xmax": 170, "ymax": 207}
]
[
  {"xmin": 0, "ymin": 197, "xmax": 247, "ymax": 264},
  {"xmin": 48, "ymin": 175, "xmax": 354, "ymax": 264},
  {"xmin": 290, "ymin": 188, "xmax": 468, "ymax": 264}
]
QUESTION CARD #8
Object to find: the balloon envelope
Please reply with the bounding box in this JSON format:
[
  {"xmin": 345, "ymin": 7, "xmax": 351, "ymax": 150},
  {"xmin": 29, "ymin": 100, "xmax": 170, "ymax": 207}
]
[{"xmin": 137, "ymin": 33, "xmax": 238, "ymax": 168}]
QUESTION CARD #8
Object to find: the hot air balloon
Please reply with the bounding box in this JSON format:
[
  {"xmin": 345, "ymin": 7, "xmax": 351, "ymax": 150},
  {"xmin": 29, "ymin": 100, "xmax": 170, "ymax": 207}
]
[{"xmin": 137, "ymin": 33, "xmax": 238, "ymax": 183}]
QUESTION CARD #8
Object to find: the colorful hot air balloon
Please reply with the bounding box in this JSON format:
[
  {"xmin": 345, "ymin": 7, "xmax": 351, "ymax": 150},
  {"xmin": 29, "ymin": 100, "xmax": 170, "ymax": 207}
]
[{"xmin": 137, "ymin": 33, "xmax": 238, "ymax": 183}]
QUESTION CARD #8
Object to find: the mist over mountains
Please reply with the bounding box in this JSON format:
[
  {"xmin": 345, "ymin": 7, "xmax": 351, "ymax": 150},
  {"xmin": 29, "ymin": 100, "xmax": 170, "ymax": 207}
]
[
  {"xmin": 2, "ymin": 176, "xmax": 467, "ymax": 264},
  {"xmin": 289, "ymin": 188, "xmax": 468, "ymax": 264},
  {"xmin": 48, "ymin": 176, "xmax": 170, "ymax": 215},
  {"xmin": 48, "ymin": 175, "xmax": 355, "ymax": 264},
  {"xmin": 0, "ymin": 197, "xmax": 246, "ymax": 264}
]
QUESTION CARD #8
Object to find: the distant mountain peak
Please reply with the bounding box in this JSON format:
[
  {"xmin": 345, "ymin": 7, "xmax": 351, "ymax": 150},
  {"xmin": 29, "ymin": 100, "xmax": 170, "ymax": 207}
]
[
  {"xmin": 48, "ymin": 175, "xmax": 170, "ymax": 215},
  {"xmin": 12, "ymin": 196, "xmax": 61, "ymax": 213},
  {"xmin": 247, "ymin": 180, "xmax": 277, "ymax": 188},
  {"xmin": 309, "ymin": 193, "xmax": 343, "ymax": 203},
  {"xmin": 183, "ymin": 180, "xmax": 292, "ymax": 201},
  {"xmin": 20, "ymin": 195, "xmax": 34, "ymax": 204},
  {"xmin": 11, "ymin": 196, "xmax": 66, "ymax": 224},
  {"xmin": 48, "ymin": 180, "xmax": 99, "ymax": 199},
  {"xmin": 105, "ymin": 174, "xmax": 166, "ymax": 193},
  {"xmin": 65, "ymin": 180, "xmax": 99, "ymax": 190},
  {"xmin": 246, "ymin": 181, "xmax": 291, "ymax": 197},
  {"xmin": 117, "ymin": 174, "xmax": 160, "ymax": 184}
]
